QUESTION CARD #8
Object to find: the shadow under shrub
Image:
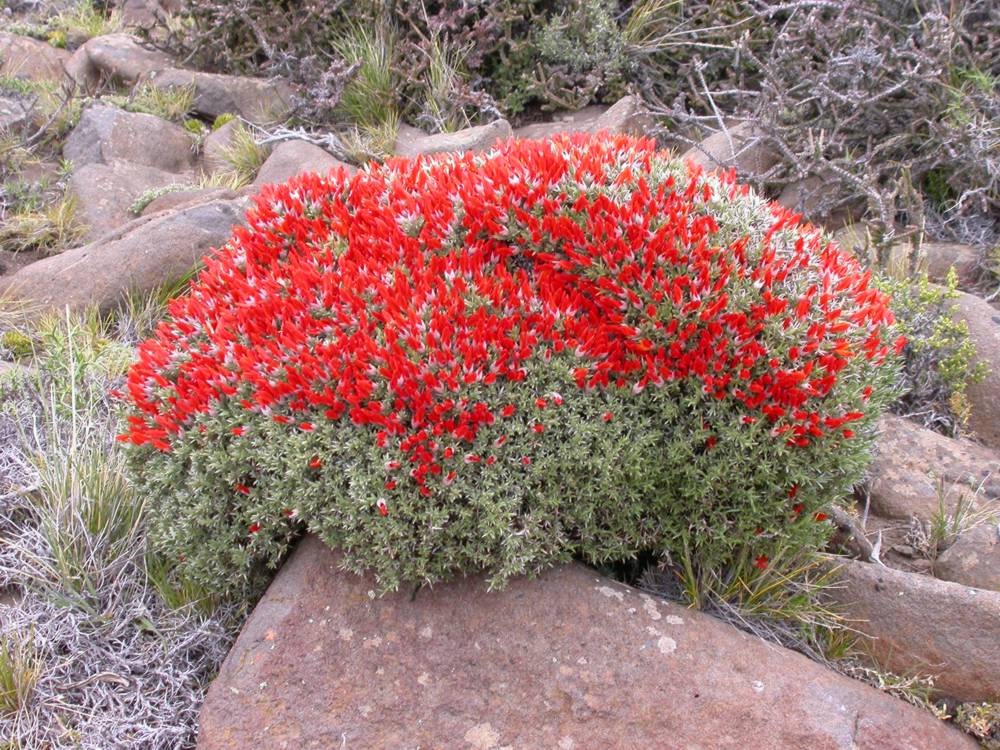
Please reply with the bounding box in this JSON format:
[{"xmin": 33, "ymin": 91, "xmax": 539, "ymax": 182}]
[{"xmin": 119, "ymin": 134, "xmax": 901, "ymax": 597}]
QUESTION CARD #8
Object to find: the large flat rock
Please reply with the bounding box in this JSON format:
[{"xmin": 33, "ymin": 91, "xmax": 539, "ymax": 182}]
[{"xmin": 197, "ymin": 535, "xmax": 973, "ymax": 750}]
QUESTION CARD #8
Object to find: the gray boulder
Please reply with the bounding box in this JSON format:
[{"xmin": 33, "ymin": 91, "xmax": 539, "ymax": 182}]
[{"xmin": 63, "ymin": 103, "xmax": 195, "ymax": 173}]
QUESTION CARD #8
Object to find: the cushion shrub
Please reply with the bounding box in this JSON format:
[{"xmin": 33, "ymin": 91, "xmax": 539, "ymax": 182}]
[{"xmin": 119, "ymin": 134, "xmax": 902, "ymax": 595}]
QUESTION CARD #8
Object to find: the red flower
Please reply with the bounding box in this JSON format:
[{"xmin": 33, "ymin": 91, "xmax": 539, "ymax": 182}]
[
  {"xmin": 235, "ymin": 484, "xmax": 250, "ymax": 495},
  {"xmin": 231, "ymin": 426, "xmax": 245, "ymax": 436},
  {"xmin": 248, "ymin": 522, "xmax": 261, "ymax": 534},
  {"xmin": 814, "ymin": 512, "xmax": 829, "ymax": 521},
  {"xmin": 521, "ymin": 456, "xmax": 532, "ymax": 465},
  {"xmin": 309, "ymin": 457, "xmax": 322, "ymax": 469},
  {"xmin": 117, "ymin": 134, "xmax": 898, "ymax": 512},
  {"xmin": 753, "ymin": 555, "xmax": 769, "ymax": 570},
  {"xmin": 377, "ymin": 499, "xmax": 389, "ymax": 516}
]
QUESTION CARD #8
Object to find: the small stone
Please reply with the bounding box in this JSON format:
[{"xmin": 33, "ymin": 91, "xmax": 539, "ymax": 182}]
[
  {"xmin": 0, "ymin": 32, "xmax": 71, "ymax": 83},
  {"xmin": 935, "ymin": 522, "xmax": 1000, "ymax": 592},
  {"xmin": 67, "ymin": 33, "xmax": 173, "ymax": 90},
  {"xmin": 148, "ymin": 68, "xmax": 294, "ymax": 125},
  {"xmin": 919, "ymin": 242, "xmax": 980, "ymax": 288},
  {"xmin": 513, "ymin": 96, "xmax": 652, "ymax": 140},
  {"xmin": 69, "ymin": 159, "xmax": 186, "ymax": 241},
  {"xmin": 681, "ymin": 122, "xmax": 780, "ymax": 176},
  {"xmin": 251, "ymin": 140, "xmax": 353, "ymax": 188},
  {"xmin": 0, "ymin": 198, "xmax": 249, "ymax": 316},
  {"xmin": 394, "ymin": 120, "xmax": 512, "ymax": 158}
]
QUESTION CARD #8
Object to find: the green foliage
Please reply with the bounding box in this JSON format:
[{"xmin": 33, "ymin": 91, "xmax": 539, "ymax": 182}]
[
  {"xmin": 956, "ymin": 702, "xmax": 1000, "ymax": 749},
  {"xmin": 47, "ymin": 1, "xmax": 122, "ymax": 46},
  {"xmin": 144, "ymin": 550, "xmax": 220, "ymax": 615},
  {"xmin": 110, "ymin": 83, "xmax": 197, "ymax": 122},
  {"xmin": 174, "ymin": 0, "xmax": 641, "ymax": 125},
  {"xmin": 211, "ymin": 112, "xmax": 236, "ymax": 131},
  {"xmin": 0, "ymin": 193, "xmax": 84, "ymax": 256},
  {"xmin": 131, "ymin": 353, "xmax": 894, "ymax": 597},
  {"xmin": 331, "ymin": 23, "xmax": 400, "ymax": 130},
  {"xmin": 502, "ymin": 0, "xmax": 631, "ymax": 113},
  {"xmin": 217, "ymin": 123, "xmax": 266, "ymax": 187},
  {"xmin": 0, "ymin": 331, "xmax": 33, "ymax": 359},
  {"xmin": 122, "ymin": 145, "xmax": 901, "ymax": 598},
  {"xmin": 0, "ymin": 634, "xmax": 39, "ymax": 716},
  {"xmin": 881, "ymin": 269, "xmax": 988, "ymax": 433}
]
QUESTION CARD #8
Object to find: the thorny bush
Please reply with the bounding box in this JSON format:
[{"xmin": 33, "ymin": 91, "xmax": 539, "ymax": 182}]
[{"xmin": 119, "ymin": 134, "xmax": 902, "ymax": 596}]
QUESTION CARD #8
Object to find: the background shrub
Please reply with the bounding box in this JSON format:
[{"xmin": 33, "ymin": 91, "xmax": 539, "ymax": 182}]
[
  {"xmin": 120, "ymin": 134, "xmax": 901, "ymax": 597},
  {"xmin": 881, "ymin": 270, "xmax": 988, "ymax": 434}
]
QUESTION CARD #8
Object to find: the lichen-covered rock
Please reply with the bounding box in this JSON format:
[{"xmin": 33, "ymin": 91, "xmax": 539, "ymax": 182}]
[
  {"xmin": 68, "ymin": 159, "xmax": 185, "ymax": 241},
  {"xmin": 394, "ymin": 119, "xmax": 512, "ymax": 157},
  {"xmin": 63, "ymin": 103, "xmax": 195, "ymax": 173},
  {"xmin": 829, "ymin": 558, "xmax": 1000, "ymax": 702},
  {"xmin": 197, "ymin": 535, "xmax": 975, "ymax": 750},
  {"xmin": 866, "ymin": 414, "xmax": 999, "ymax": 523}
]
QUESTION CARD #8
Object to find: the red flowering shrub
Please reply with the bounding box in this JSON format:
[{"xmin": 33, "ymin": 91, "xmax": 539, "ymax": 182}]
[{"xmin": 120, "ymin": 133, "xmax": 901, "ymax": 594}]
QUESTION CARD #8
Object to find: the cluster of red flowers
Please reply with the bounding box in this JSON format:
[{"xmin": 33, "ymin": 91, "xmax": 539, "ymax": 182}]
[{"xmin": 120, "ymin": 134, "xmax": 899, "ymax": 504}]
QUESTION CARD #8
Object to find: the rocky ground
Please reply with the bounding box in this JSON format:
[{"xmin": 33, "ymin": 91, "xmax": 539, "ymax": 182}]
[{"xmin": 1, "ymin": 2, "xmax": 999, "ymax": 749}]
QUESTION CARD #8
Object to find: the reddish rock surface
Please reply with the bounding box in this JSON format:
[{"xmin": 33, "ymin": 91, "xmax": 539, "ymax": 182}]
[
  {"xmin": 197, "ymin": 535, "xmax": 974, "ymax": 750},
  {"xmin": 935, "ymin": 522, "xmax": 1000, "ymax": 592},
  {"xmin": 952, "ymin": 291, "xmax": 1000, "ymax": 451},
  {"xmin": 830, "ymin": 559, "xmax": 1000, "ymax": 702},
  {"xmin": 866, "ymin": 414, "xmax": 999, "ymax": 523},
  {"xmin": 0, "ymin": 32, "xmax": 71, "ymax": 83}
]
